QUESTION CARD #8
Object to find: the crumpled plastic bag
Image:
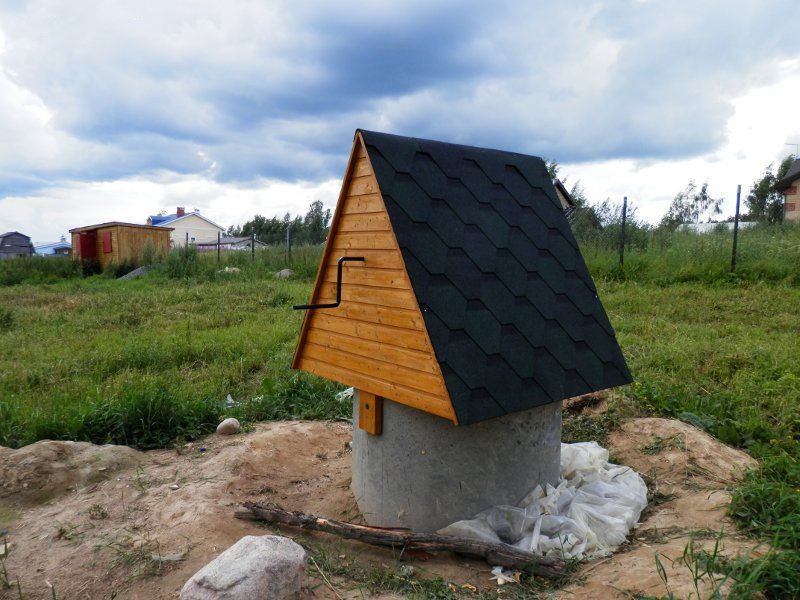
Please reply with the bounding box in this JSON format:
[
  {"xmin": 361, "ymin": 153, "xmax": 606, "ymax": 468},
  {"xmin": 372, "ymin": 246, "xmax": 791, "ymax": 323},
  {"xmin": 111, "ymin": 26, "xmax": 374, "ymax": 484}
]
[{"xmin": 438, "ymin": 442, "xmax": 648, "ymax": 560}]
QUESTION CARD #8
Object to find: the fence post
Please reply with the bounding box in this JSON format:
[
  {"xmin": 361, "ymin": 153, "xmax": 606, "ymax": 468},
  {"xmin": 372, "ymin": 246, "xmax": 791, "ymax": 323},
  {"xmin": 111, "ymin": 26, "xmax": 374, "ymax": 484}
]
[
  {"xmin": 619, "ymin": 196, "xmax": 628, "ymax": 268},
  {"xmin": 731, "ymin": 184, "xmax": 741, "ymax": 272},
  {"xmin": 251, "ymin": 232, "xmax": 255, "ymax": 261},
  {"xmin": 185, "ymin": 231, "xmax": 189, "ymax": 248},
  {"xmin": 286, "ymin": 224, "xmax": 292, "ymax": 264},
  {"xmin": 217, "ymin": 231, "xmax": 221, "ymax": 263}
]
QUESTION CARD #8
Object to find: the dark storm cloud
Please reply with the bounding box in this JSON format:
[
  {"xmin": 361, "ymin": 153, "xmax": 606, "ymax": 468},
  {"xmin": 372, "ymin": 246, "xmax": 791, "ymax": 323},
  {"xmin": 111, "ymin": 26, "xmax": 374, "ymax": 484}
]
[{"xmin": 0, "ymin": 0, "xmax": 799, "ymax": 194}]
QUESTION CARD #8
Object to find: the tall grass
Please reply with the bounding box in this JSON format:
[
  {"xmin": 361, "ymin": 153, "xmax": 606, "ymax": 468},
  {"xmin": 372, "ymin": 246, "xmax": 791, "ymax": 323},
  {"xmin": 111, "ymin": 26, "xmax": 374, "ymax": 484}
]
[
  {"xmin": 579, "ymin": 222, "xmax": 800, "ymax": 285},
  {"xmin": 0, "ymin": 256, "xmax": 83, "ymax": 285}
]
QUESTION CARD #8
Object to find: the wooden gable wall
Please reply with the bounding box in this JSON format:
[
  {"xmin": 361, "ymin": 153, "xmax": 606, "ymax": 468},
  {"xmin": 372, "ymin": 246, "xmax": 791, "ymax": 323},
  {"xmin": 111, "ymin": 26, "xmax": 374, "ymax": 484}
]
[{"xmin": 292, "ymin": 134, "xmax": 456, "ymax": 422}]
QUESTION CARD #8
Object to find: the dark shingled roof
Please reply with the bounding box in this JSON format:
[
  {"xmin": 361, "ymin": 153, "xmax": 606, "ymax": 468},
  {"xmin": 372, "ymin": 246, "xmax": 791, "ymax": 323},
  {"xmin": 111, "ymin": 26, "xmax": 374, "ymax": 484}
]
[
  {"xmin": 359, "ymin": 130, "xmax": 632, "ymax": 425},
  {"xmin": 775, "ymin": 158, "xmax": 800, "ymax": 191}
]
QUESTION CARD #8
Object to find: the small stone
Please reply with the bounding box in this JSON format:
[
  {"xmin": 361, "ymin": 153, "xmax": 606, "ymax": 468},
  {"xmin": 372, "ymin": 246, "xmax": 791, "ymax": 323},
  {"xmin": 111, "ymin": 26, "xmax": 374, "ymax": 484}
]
[
  {"xmin": 180, "ymin": 535, "xmax": 305, "ymax": 600},
  {"xmin": 274, "ymin": 269, "xmax": 295, "ymax": 279},
  {"xmin": 216, "ymin": 418, "xmax": 241, "ymax": 435},
  {"xmin": 170, "ymin": 484, "xmax": 180, "ymax": 490}
]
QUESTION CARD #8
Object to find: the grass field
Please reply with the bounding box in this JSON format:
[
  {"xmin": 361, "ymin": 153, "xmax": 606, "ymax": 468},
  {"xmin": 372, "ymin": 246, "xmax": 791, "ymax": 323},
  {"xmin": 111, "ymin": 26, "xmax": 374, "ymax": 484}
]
[{"xmin": 1, "ymin": 226, "xmax": 800, "ymax": 596}]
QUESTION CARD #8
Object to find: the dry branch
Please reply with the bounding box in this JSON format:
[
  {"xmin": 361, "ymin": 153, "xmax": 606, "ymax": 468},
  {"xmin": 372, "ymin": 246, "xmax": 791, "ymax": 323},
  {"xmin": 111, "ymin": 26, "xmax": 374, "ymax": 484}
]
[{"xmin": 235, "ymin": 502, "xmax": 564, "ymax": 577}]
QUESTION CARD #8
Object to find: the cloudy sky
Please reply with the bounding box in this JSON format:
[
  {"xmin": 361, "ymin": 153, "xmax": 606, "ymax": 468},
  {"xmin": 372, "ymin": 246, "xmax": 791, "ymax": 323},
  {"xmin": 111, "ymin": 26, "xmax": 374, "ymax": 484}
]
[{"xmin": 1, "ymin": 1, "xmax": 799, "ymax": 244}]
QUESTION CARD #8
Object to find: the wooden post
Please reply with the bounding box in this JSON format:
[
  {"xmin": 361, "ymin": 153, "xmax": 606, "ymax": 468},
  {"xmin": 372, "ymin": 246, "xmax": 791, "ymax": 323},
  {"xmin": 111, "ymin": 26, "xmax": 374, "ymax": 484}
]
[
  {"xmin": 217, "ymin": 231, "xmax": 221, "ymax": 263},
  {"xmin": 358, "ymin": 390, "xmax": 382, "ymax": 435},
  {"xmin": 731, "ymin": 184, "xmax": 741, "ymax": 272}
]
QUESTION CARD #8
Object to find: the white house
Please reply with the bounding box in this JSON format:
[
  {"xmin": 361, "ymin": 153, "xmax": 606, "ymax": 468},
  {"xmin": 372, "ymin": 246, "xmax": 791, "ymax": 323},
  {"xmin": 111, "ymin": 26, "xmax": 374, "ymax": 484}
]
[{"xmin": 146, "ymin": 207, "xmax": 225, "ymax": 247}]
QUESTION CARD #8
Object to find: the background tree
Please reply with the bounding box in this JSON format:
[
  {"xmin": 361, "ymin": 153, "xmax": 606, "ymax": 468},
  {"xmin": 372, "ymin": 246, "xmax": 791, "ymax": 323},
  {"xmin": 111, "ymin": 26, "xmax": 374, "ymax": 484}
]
[
  {"xmin": 228, "ymin": 200, "xmax": 332, "ymax": 245},
  {"xmin": 659, "ymin": 181, "xmax": 722, "ymax": 228},
  {"xmin": 746, "ymin": 154, "xmax": 795, "ymax": 224}
]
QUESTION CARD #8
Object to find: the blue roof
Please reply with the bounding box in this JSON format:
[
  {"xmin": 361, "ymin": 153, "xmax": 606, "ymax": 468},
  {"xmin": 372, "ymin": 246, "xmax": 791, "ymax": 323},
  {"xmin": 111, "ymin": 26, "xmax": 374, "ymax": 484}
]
[
  {"xmin": 150, "ymin": 214, "xmax": 179, "ymax": 225},
  {"xmin": 35, "ymin": 240, "xmax": 71, "ymax": 255}
]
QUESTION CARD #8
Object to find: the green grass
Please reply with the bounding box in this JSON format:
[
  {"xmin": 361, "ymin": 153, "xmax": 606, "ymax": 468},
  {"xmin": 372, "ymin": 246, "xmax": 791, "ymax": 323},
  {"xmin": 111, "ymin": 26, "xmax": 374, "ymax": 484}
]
[
  {"xmin": 0, "ymin": 271, "xmax": 344, "ymax": 450},
  {"xmin": 2, "ymin": 226, "xmax": 800, "ymax": 596}
]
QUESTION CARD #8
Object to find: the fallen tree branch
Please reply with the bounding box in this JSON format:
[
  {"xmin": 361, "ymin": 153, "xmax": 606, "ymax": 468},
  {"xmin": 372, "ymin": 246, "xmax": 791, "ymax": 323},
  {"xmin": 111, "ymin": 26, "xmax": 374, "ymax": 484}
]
[{"xmin": 235, "ymin": 502, "xmax": 564, "ymax": 577}]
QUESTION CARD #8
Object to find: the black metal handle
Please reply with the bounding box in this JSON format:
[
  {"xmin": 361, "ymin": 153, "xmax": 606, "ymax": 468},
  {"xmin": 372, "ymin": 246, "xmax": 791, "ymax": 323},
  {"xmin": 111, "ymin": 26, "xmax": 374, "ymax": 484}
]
[{"xmin": 293, "ymin": 256, "xmax": 365, "ymax": 310}]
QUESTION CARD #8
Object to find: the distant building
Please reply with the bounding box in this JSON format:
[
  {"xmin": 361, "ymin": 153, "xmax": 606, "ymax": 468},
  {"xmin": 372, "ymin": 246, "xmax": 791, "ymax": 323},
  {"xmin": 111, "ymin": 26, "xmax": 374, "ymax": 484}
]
[
  {"xmin": 0, "ymin": 231, "xmax": 34, "ymax": 259},
  {"xmin": 147, "ymin": 206, "xmax": 225, "ymax": 247},
  {"xmin": 775, "ymin": 157, "xmax": 800, "ymax": 222},
  {"xmin": 195, "ymin": 236, "xmax": 267, "ymax": 252},
  {"xmin": 70, "ymin": 222, "xmax": 172, "ymax": 269},
  {"xmin": 35, "ymin": 235, "xmax": 72, "ymax": 256}
]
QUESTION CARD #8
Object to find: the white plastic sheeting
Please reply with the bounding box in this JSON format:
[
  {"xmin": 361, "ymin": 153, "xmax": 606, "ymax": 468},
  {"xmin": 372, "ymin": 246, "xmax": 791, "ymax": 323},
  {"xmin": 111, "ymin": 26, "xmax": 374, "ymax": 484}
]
[{"xmin": 438, "ymin": 442, "xmax": 648, "ymax": 560}]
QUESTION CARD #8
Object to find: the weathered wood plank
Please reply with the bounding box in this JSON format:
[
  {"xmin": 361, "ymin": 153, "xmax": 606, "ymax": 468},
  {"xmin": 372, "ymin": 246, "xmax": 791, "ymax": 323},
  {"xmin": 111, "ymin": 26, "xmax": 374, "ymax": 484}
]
[
  {"xmin": 330, "ymin": 231, "xmax": 397, "ymax": 250},
  {"xmin": 341, "ymin": 194, "xmax": 384, "ymax": 215},
  {"xmin": 312, "ymin": 302, "xmax": 425, "ymax": 330},
  {"xmin": 322, "ymin": 266, "xmax": 407, "ymax": 289},
  {"xmin": 337, "ymin": 212, "xmax": 392, "ymax": 232},
  {"xmin": 348, "ymin": 175, "xmax": 379, "ymax": 196}
]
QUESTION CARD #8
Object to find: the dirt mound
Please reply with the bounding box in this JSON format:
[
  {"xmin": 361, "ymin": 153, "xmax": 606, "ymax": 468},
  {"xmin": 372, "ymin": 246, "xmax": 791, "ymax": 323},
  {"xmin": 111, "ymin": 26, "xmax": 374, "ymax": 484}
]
[
  {"xmin": 609, "ymin": 417, "xmax": 757, "ymax": 494},
  {"xmin": 0, "ymin": 417, "xmax": 760, "ymax": 600},
  {"xmin": 0, "ymin": 440, "xmax": 142, "ymax": 504},
  {"xmin": 558, "ymin": 417, "xmax": 759, "ymax": 599}
]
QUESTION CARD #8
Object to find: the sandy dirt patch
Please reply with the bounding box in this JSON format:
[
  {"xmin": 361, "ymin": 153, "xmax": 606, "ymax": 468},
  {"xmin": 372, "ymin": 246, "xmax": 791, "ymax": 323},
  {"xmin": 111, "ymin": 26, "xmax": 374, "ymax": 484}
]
[{"xmin": 0, "ymin": 417, "xmax": 758, "ymax": 599}]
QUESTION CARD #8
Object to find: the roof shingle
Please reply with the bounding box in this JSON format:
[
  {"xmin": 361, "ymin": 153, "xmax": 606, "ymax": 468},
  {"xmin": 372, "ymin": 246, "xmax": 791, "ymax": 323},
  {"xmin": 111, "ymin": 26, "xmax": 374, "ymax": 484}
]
[{"xmin": 359, "ymin": 130, "xmax": 632, "ymax": 425}]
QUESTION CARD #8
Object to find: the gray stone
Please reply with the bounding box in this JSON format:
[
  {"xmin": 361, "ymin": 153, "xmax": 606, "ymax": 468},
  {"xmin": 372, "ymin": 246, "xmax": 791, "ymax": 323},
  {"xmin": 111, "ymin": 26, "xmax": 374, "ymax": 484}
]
[
  {"xmin": 216, "ymin": 418, "xmax": 241, "ymax": 435},
  {"xmin": 274, "ymin": 269, "xmax": 295, "ymax": 279},
  {"xmin": 117, "ymin": 266, "xmax": 151, "ymax": 280},
  {"xmin": 351, "ymin": 392, "xmax": 561, "ymax": 532},
  {"xmin": 180, "ymin": 535, "xmax": 305, "ymax": 600}
]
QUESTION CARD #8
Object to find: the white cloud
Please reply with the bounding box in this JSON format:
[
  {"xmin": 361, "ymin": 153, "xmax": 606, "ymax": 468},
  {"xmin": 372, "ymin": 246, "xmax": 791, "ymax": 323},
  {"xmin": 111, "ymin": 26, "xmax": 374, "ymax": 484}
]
[
  {"xmin": 0, "ymin": 173, "xmax": 340, "ymax": 244},
  {"xmin": 561, "ymin": 65, "xmax": 800, "ymax": 223},
  {"xmin": 1, "ymin": 1, "xmax": 800, "ymax": 238}
]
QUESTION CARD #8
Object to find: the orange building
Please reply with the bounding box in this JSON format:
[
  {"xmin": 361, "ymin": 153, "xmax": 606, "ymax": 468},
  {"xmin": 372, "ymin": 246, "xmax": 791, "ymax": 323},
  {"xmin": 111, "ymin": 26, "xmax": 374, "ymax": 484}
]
[{"xmin": 69, "ymin": 222, "xmax": 172, "ymax": 269}]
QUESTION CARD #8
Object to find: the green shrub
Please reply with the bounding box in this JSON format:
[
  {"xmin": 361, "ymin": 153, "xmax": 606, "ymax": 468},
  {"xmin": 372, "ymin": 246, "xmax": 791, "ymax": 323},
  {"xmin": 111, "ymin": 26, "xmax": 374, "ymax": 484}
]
[
  {"xmin": 163, "ymin": 245, "xmax": 200, "ymax": 279},
  {"xmin": 78, "ymin": 376, "xmax": 223, "ymax": 449},
  {"xmin": 0, "ymin": 256, "xmax": 83, "ymax": 285},
  {"xmin": 0, "ymin": 306, "xmax": 13, "ymax": 331}
]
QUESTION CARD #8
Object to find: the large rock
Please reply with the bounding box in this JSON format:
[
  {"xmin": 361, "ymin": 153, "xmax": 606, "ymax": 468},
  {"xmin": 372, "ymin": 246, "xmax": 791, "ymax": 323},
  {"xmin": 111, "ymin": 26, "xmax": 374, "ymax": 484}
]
[
  {"xmin": 216, "ymin": 418, "xmax": 241, "ymax": 435},
  {"xmin": 180, "ymin": 535, "xmax": 305, "ymax": 600},
  {"xmin": 274, "ymin": 269, "xmax": 294, "ymax": 279}
]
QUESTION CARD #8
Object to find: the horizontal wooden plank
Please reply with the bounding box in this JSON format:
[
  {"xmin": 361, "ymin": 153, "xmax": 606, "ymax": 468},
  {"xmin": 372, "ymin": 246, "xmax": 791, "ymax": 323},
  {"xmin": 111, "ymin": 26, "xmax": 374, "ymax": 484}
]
[
  {"xmin": 323, "ymin": 266, "xmax": 406, "ymax": 289},
  {"xmin": 324, "ymin": 248, "xmax": 404, "ymax": 270},
  {"xmin": 352, "ymin": 157, "xmax": 372, "ymax": 178},
  {"xmin": 305, "ymin": 329, "xmax": 439, "ymax": 374},
  {"xmin": 348, "ymin": 175, "xmax": 379, "ymax": 196},
  {"xmin": 297, "ymin": 356, "xmax": 455, "ymax": 421},
  {"xmin": 331, "ymin": 231, "xmax": 396, "ymax": 250},
  {"xmin": 342, "ymin": 194, "xmax": 384, "ymax": 215},
  {"xmin": 316, "ymin": 282, "xmax": 418, "ymax": 310},
  {"xmin": 315, "ymin": 301, "xmax": 424, "ymax": 330},
  {"xmin": 303, "ymin": 342, "xmax": 445, "ymax": 396},
  {"xmin": 337, "ymin": 212, "xmax": 391, "ymax": 232},
  {"xmin": 311, "ymin": 312, "xmax": 429, "ymax": 350}
]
